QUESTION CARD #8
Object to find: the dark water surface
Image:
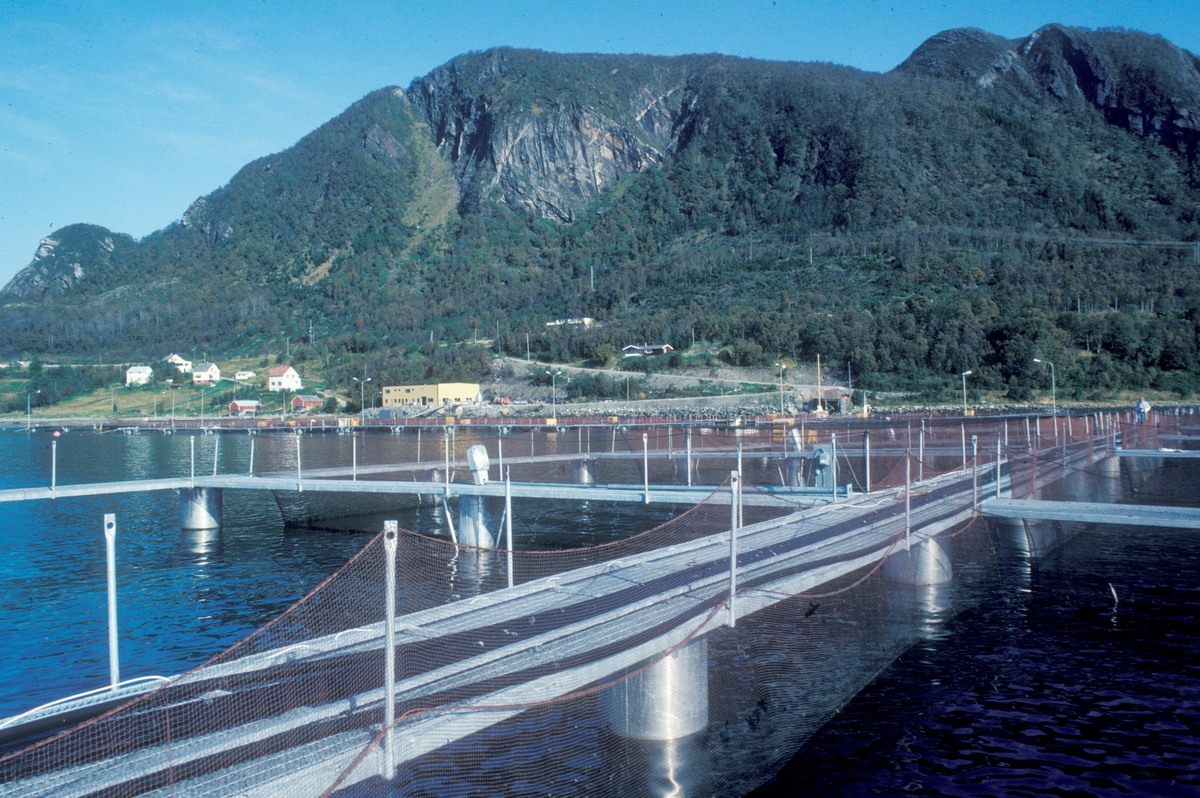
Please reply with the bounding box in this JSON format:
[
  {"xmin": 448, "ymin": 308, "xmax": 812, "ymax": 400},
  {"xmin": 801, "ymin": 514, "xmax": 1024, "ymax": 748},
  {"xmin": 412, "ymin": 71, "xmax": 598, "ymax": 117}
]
[
  {"xmin": 3, "ymin": 428, "xmax": 1198, "ymax": 796},
  {"xmin": 755, "ymin": 457, "xmax": 1200, "ymax": 797},
  {"xmin": 0, "ymin": 428, "xmax": 682, "ymax": 719}
]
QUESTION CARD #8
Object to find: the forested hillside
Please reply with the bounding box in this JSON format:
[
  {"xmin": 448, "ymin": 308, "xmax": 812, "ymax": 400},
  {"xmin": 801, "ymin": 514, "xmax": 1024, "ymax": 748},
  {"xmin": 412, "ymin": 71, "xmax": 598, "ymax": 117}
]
[{"xmin": 2, "ymin": 23, "xmax": 1199, "ymax": 404}]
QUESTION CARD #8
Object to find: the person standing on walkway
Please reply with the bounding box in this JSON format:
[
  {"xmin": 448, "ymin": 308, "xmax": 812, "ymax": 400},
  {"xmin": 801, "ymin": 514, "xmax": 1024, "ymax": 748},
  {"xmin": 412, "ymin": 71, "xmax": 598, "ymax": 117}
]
[{"xmin": 1136, "ymin": 396, "xmax": 1151, "ymax": 424}]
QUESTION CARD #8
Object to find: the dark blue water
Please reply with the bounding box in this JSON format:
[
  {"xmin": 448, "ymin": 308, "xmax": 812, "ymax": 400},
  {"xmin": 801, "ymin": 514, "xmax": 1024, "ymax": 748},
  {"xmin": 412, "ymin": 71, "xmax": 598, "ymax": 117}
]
[
  {"xmin": 0, "ymin": 428, "xmax": 683, "ymax": 720},
  {"xmin": 4, "ymin": 428, "xmax": 1198, "ymax": 796},
  {"xmin": 754, "ymin": 457, "xmax": 1200, "ymax": 797}
]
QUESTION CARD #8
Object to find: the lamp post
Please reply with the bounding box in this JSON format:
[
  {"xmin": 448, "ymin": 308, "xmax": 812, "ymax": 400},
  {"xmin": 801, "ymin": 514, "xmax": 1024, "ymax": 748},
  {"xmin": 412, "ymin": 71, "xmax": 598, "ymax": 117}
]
[
  {"xmin": 961, "ymin": 370, "xmax": 973, "ymax": 417},
  {"xmin": 26, "ymin": 390, "xmax": 39, "ymax": 430},
  {"xmin": 352, "ymin": 377, "xmax": 371, "ymax": 426},
  {"xmin": 774, "ymin": 363, "xmax": 787, "ymax": 415},
  {"xmin": 545, "ymin": 370, "xmax": 562, "ymax": 406},
  {"xmin": 1033, "ymin": 358, "xmax": 1056, "ymax": 416}
]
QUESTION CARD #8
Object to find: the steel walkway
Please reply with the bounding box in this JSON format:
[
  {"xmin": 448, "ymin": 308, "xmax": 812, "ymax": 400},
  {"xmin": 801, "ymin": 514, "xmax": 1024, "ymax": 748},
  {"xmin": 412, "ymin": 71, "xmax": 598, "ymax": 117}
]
[
  {"xmin": 981, "ymin": 498, "xmax": 1200, "ymax": 529},
  {"xmin": 0, "ymin": 463, "xmax": 1005, "ymax": 797}
]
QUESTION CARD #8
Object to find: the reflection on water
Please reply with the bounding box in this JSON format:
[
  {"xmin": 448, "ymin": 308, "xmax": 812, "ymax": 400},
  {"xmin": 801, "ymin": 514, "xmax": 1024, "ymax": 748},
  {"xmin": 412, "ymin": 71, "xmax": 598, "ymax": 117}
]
[{"xmin": 754, "ymin": 456, "xmax": 1200, "ymax": 797}]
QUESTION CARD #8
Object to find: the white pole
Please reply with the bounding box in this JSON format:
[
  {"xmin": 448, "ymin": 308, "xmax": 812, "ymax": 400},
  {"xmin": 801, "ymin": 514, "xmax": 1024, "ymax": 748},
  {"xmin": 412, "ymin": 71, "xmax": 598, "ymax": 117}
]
[
  {"xmin": 441, "ymin": 497, "xmax": 458, "ymax": 544},
  {"xmin": 506, "ymin": 468, "xmax": 514, "ymax": 589},
  {"xmin": 190, "ymin": 436, "xmax": 195, "ymax": 487},
  {"xmin": 961, "ymin": 423, "xmax": 966, "ymax": 467},
  {"xmin": 104, "ymin": 513, "xmax": 119, "ymax": 689},
  {"xmin": 382, "ymin": 521, "xmax": 398, "ymax": 781},
  {"xmin": 51, "ymin": 440, "xmax": 56, "ymax": 496},
  {"xmin": 686, "ymin": 428, "xmax": 693, "ymax": 486},
  {"xmin": 445, "ymin": 430, "xmax": 450, "ymax": 498},
  {"xmin": 212, "ymin": 434, "xmax": 219, "ymax": 476},
  {"xmin": 296, "ymin": 433, "xmax": 302, "ymax": 492},
  {"xmin": 642, "ymin": 433, "xmax": 649, "ymax": 504},
  {"xmin": 353, "ymin": 435, "xmax": 357, "ymax": 481},
  {"xmin": 729, "ymin": 471, "xmax": 739, "ymax": 628},
  {"xmin": 972, "ymin": 435, "xmax": 979, "ymax": 507},
  {"xmin": 737, "ymin": 442, "xmax": 743, "ymax": 479},
  {"xmin": 996, "ymin": 434, "xmax": 1002, "ymax": 499},
  {"xmin": 904, "ymin": 454, "xmax": 911, "ymax": 547},
  {"xmin": 918, "ymin": 427, "xmax": 925, "ymax": 482},
  {"xmin": 498, "ymin": 433, "xmax": 503, "ymax": 478},
  {"xmin": 864, "ymin": 431, "xmax": 870, "ymax": 492},
  {"xmin": 831, "ymin": 433, "xmax": 838, "ymax": 502},
  {"xmin": 249, "ymin": 437, "xmax": 255, "ymax": 475}
]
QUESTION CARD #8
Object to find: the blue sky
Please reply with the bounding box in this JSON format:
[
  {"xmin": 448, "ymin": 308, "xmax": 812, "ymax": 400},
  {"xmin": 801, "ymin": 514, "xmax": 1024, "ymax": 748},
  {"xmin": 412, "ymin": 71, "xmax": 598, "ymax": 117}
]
[{"xmin": 1, "ymin": 0, "xmax": 1197, "ymax": 286}]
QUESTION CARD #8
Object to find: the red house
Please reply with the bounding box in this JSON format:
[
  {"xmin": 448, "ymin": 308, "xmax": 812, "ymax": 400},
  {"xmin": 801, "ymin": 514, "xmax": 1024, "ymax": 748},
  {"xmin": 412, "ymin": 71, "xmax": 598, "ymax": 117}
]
[
  {"xmin": 291, "ymin": 394, "xmax": 323, "ymax": 413},
  {"xmin": 229, "ymin": 399, "xmax": 262, "ymax": 417}
]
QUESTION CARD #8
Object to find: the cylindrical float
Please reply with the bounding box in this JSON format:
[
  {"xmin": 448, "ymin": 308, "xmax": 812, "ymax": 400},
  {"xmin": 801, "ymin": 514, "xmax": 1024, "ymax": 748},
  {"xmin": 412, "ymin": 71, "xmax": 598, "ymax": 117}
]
[
  {"xmin": 599, "ymin": 638, "xmax": 709, "ymax": 740},
  {"xmin": 180, "ymin": 487, "xmax": 223, "ymax": 530}
]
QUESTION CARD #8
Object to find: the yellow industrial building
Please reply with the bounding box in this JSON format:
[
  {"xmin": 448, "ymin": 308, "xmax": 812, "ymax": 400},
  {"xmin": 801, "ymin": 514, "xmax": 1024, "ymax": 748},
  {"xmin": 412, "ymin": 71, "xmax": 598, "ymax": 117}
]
[{"xmin": 381, "ymin": 383, "xmax": 482, "ymax": 407}]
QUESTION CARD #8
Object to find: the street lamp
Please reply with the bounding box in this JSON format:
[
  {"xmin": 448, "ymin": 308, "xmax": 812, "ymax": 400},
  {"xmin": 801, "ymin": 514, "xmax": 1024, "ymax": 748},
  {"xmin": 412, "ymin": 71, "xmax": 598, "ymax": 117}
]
[
  {"xmin": 26, "ymin": 390, "xmax": 39, "ymax": 430},
  {"xmin": 352, "ymin": 377, "xmax": 371, "ymax": 426},
  {"xmin": 1033, "ymin": 358, "xmax": 1056, "ymax": 416},
  {"xmin": 774, "ymin": 363, "xmax": 787, "ymax": 415},
  {"xmin": 545, "ymin": 370, "xmax": 562, "ymax": 406},
  {"xmin": 961, "ymin": 370, "xmax": 973, "ymax": 417}
]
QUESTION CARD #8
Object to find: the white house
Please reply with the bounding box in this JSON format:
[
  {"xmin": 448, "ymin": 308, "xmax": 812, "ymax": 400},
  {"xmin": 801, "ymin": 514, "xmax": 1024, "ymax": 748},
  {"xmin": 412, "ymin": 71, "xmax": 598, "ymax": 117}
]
[
  {"xmin": 192, "ymin": 363, "xmax": 221, "ymax": 385},
  {"xmin": 163, "ymin": 353, "xmax": 192, "ymax": 374},
  {"xmin": 125, "ymin": 366, "xmax": 153, "ymax": 387},
  {"xmin": 268, "ymin": 365, "xmax": 302, "ymax": 392},
  {"xmin": 545, "ymin": 316, "xmax": 596, "ymax": 329},
  {"xmin": 234, "ymin": 370, "xmax": 256, "ymax": 381},
  {"xmin": 622, "ymin": 344, "xmax": 674, "ymax": 358}
]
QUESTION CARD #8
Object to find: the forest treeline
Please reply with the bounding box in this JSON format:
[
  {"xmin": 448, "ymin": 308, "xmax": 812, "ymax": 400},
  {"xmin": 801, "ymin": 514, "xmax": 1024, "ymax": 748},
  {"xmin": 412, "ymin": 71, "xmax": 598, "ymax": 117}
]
[{"xmin": 1, "ymin": 29, "xmax": 1198, "ymax": 405}]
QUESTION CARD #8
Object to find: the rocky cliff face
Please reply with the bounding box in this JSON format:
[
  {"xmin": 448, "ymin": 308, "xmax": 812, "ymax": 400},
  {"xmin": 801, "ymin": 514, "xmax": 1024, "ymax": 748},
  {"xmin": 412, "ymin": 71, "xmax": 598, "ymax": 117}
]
[
  {"xmin": 407, "ymin": 49, "xmax": 696, "ymax": 220},
  {"xmin": 0, "ymin": 224, "xmax": 132, "ymax": 300},
  {"xmin": 899, "ymin": 24, "xmax": 1200, "ymax": 161}
]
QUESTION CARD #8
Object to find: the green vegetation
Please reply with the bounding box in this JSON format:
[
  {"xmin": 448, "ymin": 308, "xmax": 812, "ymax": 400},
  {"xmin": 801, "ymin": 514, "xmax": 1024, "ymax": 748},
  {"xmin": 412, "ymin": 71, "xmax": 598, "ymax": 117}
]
[{"xmin": 1, "ymin": 28, "xmax": 1198, "ymax": 407}]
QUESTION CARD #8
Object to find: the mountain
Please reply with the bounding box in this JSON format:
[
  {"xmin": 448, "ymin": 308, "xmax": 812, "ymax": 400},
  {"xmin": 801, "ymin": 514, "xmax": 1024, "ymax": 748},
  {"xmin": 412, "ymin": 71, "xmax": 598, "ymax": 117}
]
[{"xmin": 3, "ymin": 25, "xmax": 1199, "ymax": 401}]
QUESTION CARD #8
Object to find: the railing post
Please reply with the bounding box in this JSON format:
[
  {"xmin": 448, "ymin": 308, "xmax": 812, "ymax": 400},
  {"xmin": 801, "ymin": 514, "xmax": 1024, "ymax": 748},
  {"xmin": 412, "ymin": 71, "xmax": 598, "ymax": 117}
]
[
  {"xmin": 190, "ymin": 436, "xmax": 195, "ymax": 487},
  {"xmin": 918, "ymin": 427, "xmax": 925, "ymax": 482},
  {"xmin": 971, "ymin": 435, "xmax": 979, "ymax": 507},
  {"xmin": 249, "ymin": 437, "xmax": 255, "ymax": 475},
  {"xmin": 51, "ymin": 440, "xmax": 56, "ymax": 497},
  {"xmin": 831, "ymin": 433, "xmax": 838, "ymax": 502},
  {"xmin": 686, "ymin": 428, "xmax": 693, "ymax": 487},
  {"xmin": 104, "ymin": 514, "xmax": 119, "ymax": 690},
  {"xmin": 863, "ymin": 431, "xmax": 870, "ymax": 492},
  {"xmin": 296, "ymin": 433, "xmax": 302, "ymax": 492},
  {"xmin": 961, "ymin": 423, "xmax": 966, "ymax": 467},
  {"xmin": 904, "ymin": 453, "xmax": 911, "ymax": 547},
  {"xmin": 445, "ymin": 430, "xmax": 451, "ymax": 498},
  {"xmin": 642, "ymin": 433, "xmax": 649, "ymax": 504},
  {"xmin": 996, "ymin": 434, "xmax": 1002, "ymax": 499},
  {"xmin": 506, "ymin": 468, "xmax": 514, "ymax": 589},
  {"xmin": 353, "ymin": 435, "xmax": 357, "ymax": 481},
  {"xmin": 213, "ymin": 434, "xmax": 220, "ymax": 477},
  {"xmin": 737, "ymin": 442, "xmax": 743, "ymax": 479},
  {"xmin": 729, "ymin": 472, "xmax": 739, "ymax": 628},
  {"xmin": 382, "ymin": 520, "xmax": 398, "ymax": 781}
]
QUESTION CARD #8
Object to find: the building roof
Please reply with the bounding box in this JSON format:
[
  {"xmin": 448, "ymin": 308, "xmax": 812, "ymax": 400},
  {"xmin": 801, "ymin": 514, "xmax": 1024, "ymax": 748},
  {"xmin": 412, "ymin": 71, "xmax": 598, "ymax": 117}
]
[
  {"xmin": 293, "ymin": 394, "xmax": 322, "ymax": 403},
  {"xmin": 269, "ymin": 365, "xmax": 297, "ymax": 377},
  {"xmin": 194, "ymin": 362, "xmax": 218, "ymax": 371},
  {"xmin": 230, "ymin": 399, "xmax": 262, "ymax": 407}
]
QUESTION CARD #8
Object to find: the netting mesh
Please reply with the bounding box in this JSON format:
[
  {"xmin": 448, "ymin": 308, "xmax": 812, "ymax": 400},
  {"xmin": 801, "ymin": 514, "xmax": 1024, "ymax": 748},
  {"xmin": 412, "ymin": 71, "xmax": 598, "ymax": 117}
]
[{"xmin": 0, "ymin": 414, "xmax": 1140, "ymax": 796}]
